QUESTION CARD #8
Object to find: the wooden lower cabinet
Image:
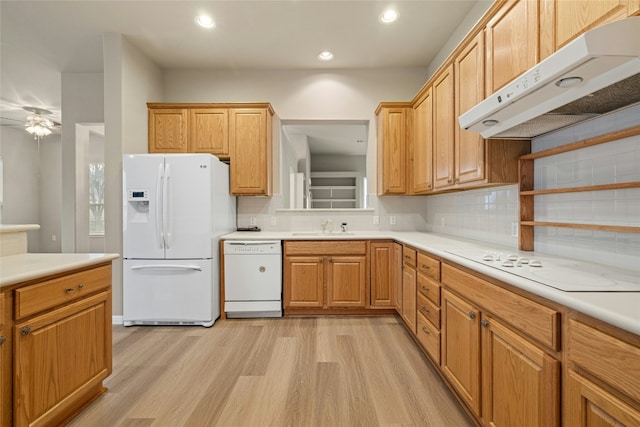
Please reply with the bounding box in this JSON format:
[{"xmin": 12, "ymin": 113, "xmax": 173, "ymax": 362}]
[
  {"xmin": 442, "ymin": 289, "xmax": 482, "ymax": 417},
  {"xmin": 0, "ymin": 292, "xmax": 7, "ymax": 426},
  {"xmin": 482, "ymin": 314, "xmax": 559, "ymax": 427},
  {"xmin": 392, "ymin": 243, "xmax": 403, "ymax": 313},
  {"xmin": 401, "ymin": 265, "xmax": 417, "ymax": 334},
  {"xmin": 369, "ymin": 242, "xmax": 395, "ymax": 308},
  {"xmin": 14, "ymin": 291, "xmax": 111, "ymax": 427},
  {"xmin": 284, "ymin": 241, "xmax": 368, "ymax": 312},
  {"xmin": 566, "ymin": 371, "xmax": 640, "ymax": 426}
]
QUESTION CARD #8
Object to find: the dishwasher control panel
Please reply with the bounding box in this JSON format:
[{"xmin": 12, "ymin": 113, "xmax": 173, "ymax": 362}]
[{"xmin": 223, "ymin": 241, "xmax": 282, "ymax": 255}]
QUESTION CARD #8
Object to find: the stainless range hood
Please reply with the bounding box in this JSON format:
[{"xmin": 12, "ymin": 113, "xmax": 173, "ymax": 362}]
[{"xmin": 459, "ymin": 17, "xmax": 640, "ymax": 139}]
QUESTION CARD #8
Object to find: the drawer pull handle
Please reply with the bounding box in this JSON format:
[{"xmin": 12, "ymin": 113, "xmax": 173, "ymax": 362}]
[
  {"xmin": 0, "ymin": 336, "xmax": 5, "ymax": 345},
  {"xmin": 421, "ymin": 264, "xmax": 430, "ymax": 269},
  {"xmin": 481, "ymin": 319, "xmax": 489, "ymax": 328},
  {"xmin": 404, "ymin": 255, "xmax": 411, "ymax": 259},
  {"xmin": 468, "ymin": 311, "xmax": 476, "ymax": 320},
  {"xmin": 21, "ymin": 326, "xmax": 31, "ymax": 336},
  {"xmin": 421, "ymin": 326, "xmax": 430, "ymax": 336},
  {"xmin": 65, "ymin": 288, "xmax": 75, "ymax": 294},
  {"xmin": 420, "ymin": 307, "xmax": 429, "ymax": 314},
  {"xmin": 421, "ymin": 286, "xmax": 429, "ymax": 292},
  {"xmin": 328, "ymin": 257, "xmax": 333, "ymax": 263}
]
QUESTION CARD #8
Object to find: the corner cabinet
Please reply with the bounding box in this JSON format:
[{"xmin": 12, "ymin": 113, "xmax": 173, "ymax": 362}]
[
  {"xmin": 376, "ymin": 103, "xmax": 411, "ymax": 195},
  {"xmin": 229, "ymin": 107, "xmax": 273, "ymax": 196},
  {"xmin": 3, "ymin": 262, "xmax": 113, "ymax": 427}
]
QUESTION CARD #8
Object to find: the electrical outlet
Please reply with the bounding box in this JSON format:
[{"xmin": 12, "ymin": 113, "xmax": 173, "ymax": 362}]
[
  {"xmin": 270, "ymin": 216, "xmax": 277, "ymax": 226},
  {"xmin": 372, "ymin": 215, "xmax": 379, "ymax": 225},
  {"xmin": 51, "ymin": 234, "xmax": 57, "ymax": 241},
  {"xmin": 250, "ymin": 217, "xmax": 257, "ymax": 226},
  {"xmin": 389, "ymin": 215, "xmax": 397, "ymax": 225},
  {"xmin": 512, "ymin": 221, "xmax": 519, "ymax": 238}
]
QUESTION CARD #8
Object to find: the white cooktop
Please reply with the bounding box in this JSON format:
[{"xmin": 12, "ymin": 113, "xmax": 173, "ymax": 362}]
[{"xmin": 445, "ymin": 248, "xmax": 640, "ymax": 292}]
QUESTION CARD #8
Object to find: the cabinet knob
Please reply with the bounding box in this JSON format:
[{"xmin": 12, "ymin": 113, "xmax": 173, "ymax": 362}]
[
  {"xmin": 447, "ymin": 178, "xmax": 452, "ymax": 184},
  {"xmin": 65, "ymin": 287, "xmax": 74, "ymax": 294},
  {"xmin": 0, "ymin": 336, "xmax": 5, "ymax": 345},
  {"xmin": 421, "ymin": 326, "xmax": 430, "ymax": 335},
  {"xmin": 420, "ymin": 307, "xmax": 429, "ymax": 314},
  {"xmin": 319, "ymin": 258, "xmax": 323, "ymax": 264},
  {"xmin": 468, "ymin": 311, "xmax": 476, "ymax": 320},
  {"xmin": 328, "ymin": 257, "xmax": 333, "ymax": 263},
  {"xmin": 21, "ymin": 326, "xmax": 31, "ymax": 336},
  {"xmin": 78, "ymin": 283, "xmax": 85, "ymax": 289},
  {"xmin": 421, "ymin": 286, "xmax": 429, "ymax": 292},
  {"xmin": 481, "ymin": 319, "xmax": 489, "ymax": 328}
]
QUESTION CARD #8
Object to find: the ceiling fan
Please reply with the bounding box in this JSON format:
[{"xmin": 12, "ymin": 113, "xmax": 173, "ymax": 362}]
[{"xmin": 0, "ymin": 106, "xmax": 62, "ymax": 138}]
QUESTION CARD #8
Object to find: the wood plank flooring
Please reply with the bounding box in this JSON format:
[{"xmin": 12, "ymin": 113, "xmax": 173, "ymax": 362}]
[{"xmin": 68, "ymin": 316, "xmax": 473, "ymax": 427}]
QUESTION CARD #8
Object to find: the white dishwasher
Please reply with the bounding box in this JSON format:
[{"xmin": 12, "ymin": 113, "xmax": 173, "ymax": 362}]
[{"xmin": 223, "ymin": 240, "xmax": 282, "ymax": 318}]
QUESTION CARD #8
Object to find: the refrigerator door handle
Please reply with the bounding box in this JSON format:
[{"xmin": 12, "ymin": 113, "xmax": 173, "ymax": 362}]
[
  {"xmin": 164, "ymin": 162, "xmax": 172, "ymax": 249},
  {"xmin": 130, "ymin": 264, "xmax": 203, "ymax": 271},
  {"xmin": 156, "ymin": 163, "xmax": 164, "ymax": 249}
]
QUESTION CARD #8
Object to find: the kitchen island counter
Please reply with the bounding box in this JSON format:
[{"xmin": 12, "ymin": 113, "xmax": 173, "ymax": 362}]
[{"xmin": 223, "ymin": 230, "xmax": 640, "ymax": 336}]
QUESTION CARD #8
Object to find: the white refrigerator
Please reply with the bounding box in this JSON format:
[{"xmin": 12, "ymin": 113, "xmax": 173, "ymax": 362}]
[{"xmin": 122, "ymin": 154, "xmax": 235, "ymax": 327}]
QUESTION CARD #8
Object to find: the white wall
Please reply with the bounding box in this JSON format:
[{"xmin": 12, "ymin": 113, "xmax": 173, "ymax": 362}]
[
  {"xmin": 103, "ymin": 33, "xmax": 164, "ymax": 316},
  {"xmin": 38, "ymin": 136, "xmax": 62, "ymax": 252},
  {"xmin": 61, "ymin": 73, "xmax": 104, "ymax": 252},
  {"xmin": 311, "ymin": 154, "xmax": 366, "ymax": 174},
  {"xmin": 0, "ymin": 126, "xmax": 41, "ymax": 250}
]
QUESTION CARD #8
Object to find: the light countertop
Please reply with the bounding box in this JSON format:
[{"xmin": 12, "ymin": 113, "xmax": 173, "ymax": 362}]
[
  {"xmin": 223, "ymin": 230, "xmax": 640, "ymax": 336},
  {"xmin": 0, "ymin": 224, "xmax": 40, "ymax": 233},
  {"xmin": 0, "ymin": 253, "xmax": 120, "ymax": 288}
]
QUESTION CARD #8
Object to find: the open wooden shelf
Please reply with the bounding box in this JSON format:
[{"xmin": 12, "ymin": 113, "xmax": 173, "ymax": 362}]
[{"xmin": 518, "ymin": 125, "xmax": 640, "ymax": 251}]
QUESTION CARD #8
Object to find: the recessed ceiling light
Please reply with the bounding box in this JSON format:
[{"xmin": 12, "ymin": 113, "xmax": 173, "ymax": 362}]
[
  {"xmin": 195, "ymin": 14, "xmax": 215, "ymax": 29},
  {"xmin": 317, "ymin": 51, "xmax": 334, "ymax": 61},
  {"xmin": 379, "ymin": 9, "xmax": 398, "ymax": 24}
]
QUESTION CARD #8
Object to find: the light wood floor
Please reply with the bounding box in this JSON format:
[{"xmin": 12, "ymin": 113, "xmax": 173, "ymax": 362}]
[{"xmin": 69, "ymin": 316, "xmax": 473, "ymax": 427}]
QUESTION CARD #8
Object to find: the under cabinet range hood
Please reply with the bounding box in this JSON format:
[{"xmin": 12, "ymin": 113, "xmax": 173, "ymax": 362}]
[{"xmin": 459, "ymin": 17, "xmax": 640, "ymax": 139}]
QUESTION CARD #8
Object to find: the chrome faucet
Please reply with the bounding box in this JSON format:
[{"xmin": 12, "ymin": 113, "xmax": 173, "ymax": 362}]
[{"xmin": 320, "ymin": 219, "xmax": 332, "ymax": 233}]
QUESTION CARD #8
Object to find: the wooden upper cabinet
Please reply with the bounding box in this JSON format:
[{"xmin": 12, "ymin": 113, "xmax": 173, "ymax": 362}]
[
  {"xmin": 455, "ymin": 31, "xmax": 486, "ymax": 186},
  {"xmin": 229, "ymin": 107, "xmax": 273, "ymax": 196},
  {"xmin": 190, "ymin": 108, "xmax": 229, "ymax": 157},
  {"xmin": 486, "ymin": 0, "xmax": 539, "ymax": 94},
  {"xmin": 148, "ymin": 108, "xmax": 189, "ymax": 153},
  {"xmin": 433, "ymin": 64, "xmax": 455, "ymax": 190},
  {"xmin": 376, "ymin": 103, "xmax": 411, "ymax": 195},
  {"xmin": 540, "ymin": 0, "xmax": 640, "ymax": 59},
  {"xmin": 412, "ymin": 88, "xmax": 433, "ymax": 194}
]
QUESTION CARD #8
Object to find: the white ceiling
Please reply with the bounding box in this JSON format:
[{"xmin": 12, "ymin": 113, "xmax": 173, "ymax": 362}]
[{"xmin": 0, "ymin": 0, "xmax": 481, "ymax": 128}]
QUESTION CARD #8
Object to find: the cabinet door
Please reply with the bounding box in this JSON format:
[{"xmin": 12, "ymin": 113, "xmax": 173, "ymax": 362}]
[
  {"xmin": 0, "ymin": 292, "xmax": 6, "ymax": 427},
  {"xmin": 542, "ymin": 0, "xmax": 636, "ymax": 58},
  {"xmin": 327, "ymin": 256, "xmax": 367, "ymax": 308},
  {"xmin": 370, "ymin": 242, "xmax": 393, "ymax": 307},
  {"xmin": 190, "ymin": 108, "xmax": 229, "ymax": 157},
  {"xmin": 482, "ymin": 315, "xmax": 560, "ymax": 427},
  {"xmin": 412, "ymin": 88, "xmax": 433, "ymax": 194},
  {"xmin": 377, "ymin": 107, "xmax": 408, "ymax": 195},
  {"xmin": 455, "ymin": 31, "xmax": 486, "ymax": 185},
  {"xmin": 393, "ymin": 243, "xmax": 403, "ymax": 313},
  {"xmin": 402, "ymin": 266, "xmax": 417, "ymax": 334},
  {"xmin": 284, "ymin": 256, "xmax": 324, "ymax": 308},
  {"xmin": 486, "ymin": 0, "xmax": 538, "ymax": 94},
  {"xmin": 148, "ymin": 108, "xmax": 189, "ymax": 153},
  {"xmin": 433, "ymin": 65, "xmax": 455, "ymax": 189},
  {"xmin": 441, "ymin": 290, "xmax": 481, "ymax": 417},
  {"xmin": 566, "ymin": 370, "xmax": 640, "ymax": 427},
  {"xmin": 14, "ymin": 291, "xmax": 111, "ymax": 427},
  {"xmin": 230, "ymin": 108, "xmax": 271, "ymax": 195}
]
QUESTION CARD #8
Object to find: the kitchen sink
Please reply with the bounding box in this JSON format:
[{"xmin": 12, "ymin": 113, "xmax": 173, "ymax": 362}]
[{"xmin": 292, "ymin": 231, "xmax": 355, "ymax": 236}]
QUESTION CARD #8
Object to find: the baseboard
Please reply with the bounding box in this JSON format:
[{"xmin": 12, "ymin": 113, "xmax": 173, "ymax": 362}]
[{"xmin": 112, "ymin": 315, "xmax": 123, "ymax": 325}]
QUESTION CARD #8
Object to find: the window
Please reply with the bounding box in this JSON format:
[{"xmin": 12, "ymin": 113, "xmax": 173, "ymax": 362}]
[{"xmin": 89, "ymin": 163, "xmax": 105, "ymax": 236}]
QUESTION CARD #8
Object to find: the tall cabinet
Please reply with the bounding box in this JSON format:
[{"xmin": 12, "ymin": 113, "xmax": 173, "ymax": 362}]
[{"xmin": 376, "ymin": 103, "xmax": 411, "ymax": 195}]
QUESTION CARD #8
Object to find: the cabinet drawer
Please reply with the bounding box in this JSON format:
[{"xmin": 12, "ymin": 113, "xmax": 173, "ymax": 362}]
[
  {"xmin": 285, "ymin": 240, "xmax": 366, "ymax": 256},
  {"xmin": 15, "ymin": 264, "xmax": 112, "ymax": 319},
  {"xmin": 417, "ymin": 272, "xmax": 441, "ymax": 306},
  {"xmin": 403, "ymin": 246, "xmax": 416, "ymax": 267},
  {"xmin": 418, "ymin": 292, "xmax": 440, "ymax": 329},
  {"xmin": 442, "ymin": 263, "xmax": 560, "ymax": 350},
  {"xmin": 417, "ymin": 252, "xmax": 440, "ymax": 280},
  {"xmin": 417, "ymin": 312, "xmax": 441, "ymax": 365},
  {"xmin": 568, "ymin": 319, "xmax": 640, "ymax": 402}
]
